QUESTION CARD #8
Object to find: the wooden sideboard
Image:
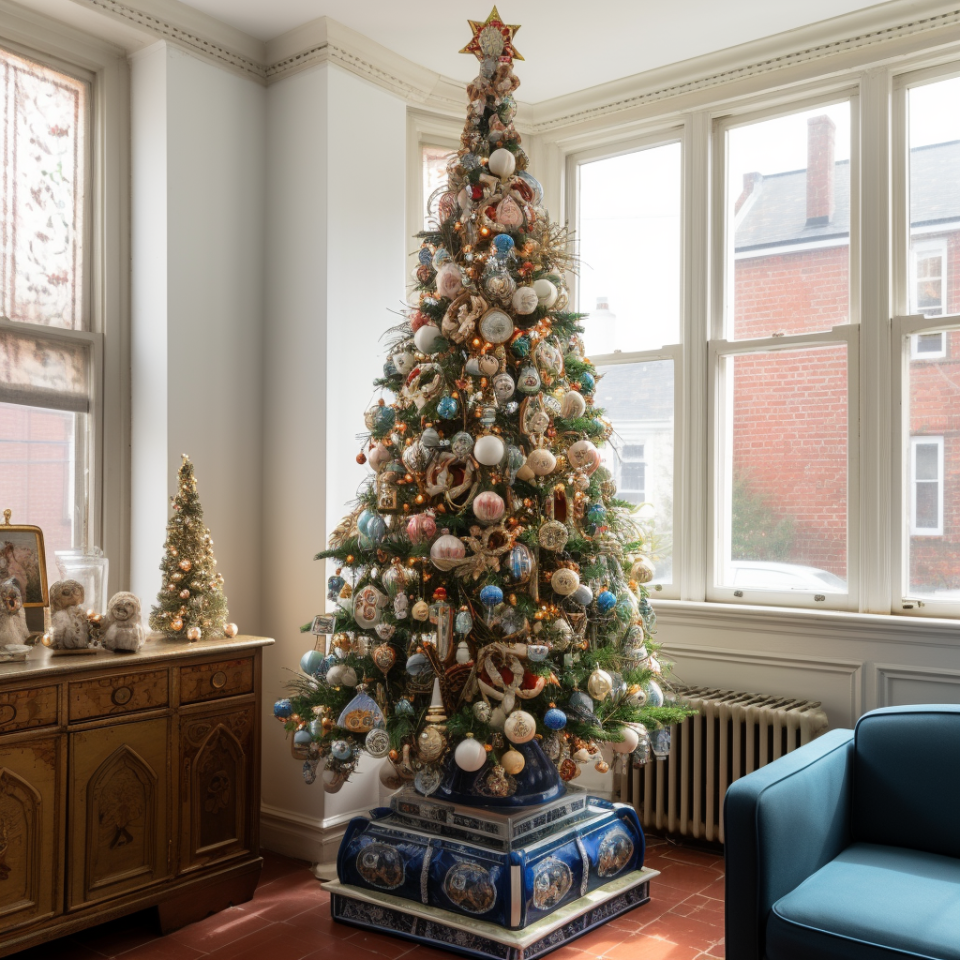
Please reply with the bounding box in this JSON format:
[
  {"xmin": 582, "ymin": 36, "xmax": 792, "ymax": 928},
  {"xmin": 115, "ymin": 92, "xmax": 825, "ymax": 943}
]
[{"xmin": 0, "ymin": 634, "xmax": 273, "ymax": 956}]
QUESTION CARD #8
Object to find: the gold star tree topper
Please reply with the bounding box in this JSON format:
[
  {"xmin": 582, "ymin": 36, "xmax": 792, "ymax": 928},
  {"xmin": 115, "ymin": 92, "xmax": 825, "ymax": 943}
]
[{"xmin": 460, "ymin": 6, "xmax": 523, "ymax": 62}]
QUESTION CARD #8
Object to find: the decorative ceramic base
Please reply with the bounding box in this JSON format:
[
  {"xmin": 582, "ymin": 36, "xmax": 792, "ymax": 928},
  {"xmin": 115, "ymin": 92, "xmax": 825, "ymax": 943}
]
[{"xmin": 325, "ymin": 867, "xmax": 658, "ymax": 960}]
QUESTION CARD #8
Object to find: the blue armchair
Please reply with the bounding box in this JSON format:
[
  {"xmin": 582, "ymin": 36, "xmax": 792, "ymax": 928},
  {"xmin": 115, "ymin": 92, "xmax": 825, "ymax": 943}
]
[{"xmin": 724, "ymin": 704, "xmax": 960, "ymax": 960}]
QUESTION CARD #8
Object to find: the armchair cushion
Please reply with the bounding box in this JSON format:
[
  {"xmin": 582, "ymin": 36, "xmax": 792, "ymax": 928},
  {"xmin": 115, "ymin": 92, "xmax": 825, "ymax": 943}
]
[
  {"xmin": 767, "ymin": 842, "xmax": 960, "ymax": 960},
  {"xmin": 853, "ymin": 705, "xmax": 960, "ymax": 859}
]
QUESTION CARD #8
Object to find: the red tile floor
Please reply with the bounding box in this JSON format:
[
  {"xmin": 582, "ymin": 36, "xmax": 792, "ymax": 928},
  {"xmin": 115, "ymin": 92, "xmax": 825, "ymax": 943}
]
[{"xmin": 16, "ymin": 837, "xmax": 725, "ymax": 960}]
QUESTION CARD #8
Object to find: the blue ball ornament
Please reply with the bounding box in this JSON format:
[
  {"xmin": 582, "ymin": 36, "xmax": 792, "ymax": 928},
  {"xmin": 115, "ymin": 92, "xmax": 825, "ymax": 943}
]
[
  {"xmin": 300, "ymin": 649, "xmax": 325, "ymax": 677},
  {"xmin": 596, "ymin": 590, "xmax": 617, "ymax": 614},
  {"xmin": 406, "ymin": 653, "xmax": 429, "ymax": 676},
  {"xmin": 493, "ymin": 234, "xmax": 515, "ymax": 255},
  {"xmin": 418, "ymin": 246, "xmax": 434, "ymax": 266},
  {"xmin": 308, "ymin": 719, "xmax": 324, "ymax": 738},
  {"xmin": 455, "ymin": 610, "xmax": 474, "ymax": 634},
  {"xmin": 479, "ymin": 585, "xmax": 503, "ymax": 608},
  {"xmin": 544, "ymin": 707, "xmax": 568, "ymax": 730},
  {"xmin": 331, "ymin": 740, "xmax": 353, "ymax": 761},
  {"xmin": 357, "ymin": 509, "xmax": 376, "ymax": 535},
  {"xmin": 511, "ymin": 335, "xmax": 531, "ymax": 358},
  {"xmin": 327, "ymin": 574, "xmax": 345, "ymax": 600},
  {"xmin": 437, "ymin": 396, "xmax": 460, "ymax": 419},
  {"xmin": 586, "ymin": 504, "xmax": 606, "ymax": 524},
  {"xmin": 580, "ymin": 372, "xmax": 596, "ymax": 393},
  {"xmin": 395, "ymin": 698, "xmax": 415, "ymax": 717},
  {"xmin": 273, "ymin": 699, "xmax": 293, "ymax": 720},
  {"xmin": 367, "ymin": 515, "xmax": 387, "ymax": 544},
  {"xmin": 294, "ymin": 729, "xmax": 312, "ymax": 747}
]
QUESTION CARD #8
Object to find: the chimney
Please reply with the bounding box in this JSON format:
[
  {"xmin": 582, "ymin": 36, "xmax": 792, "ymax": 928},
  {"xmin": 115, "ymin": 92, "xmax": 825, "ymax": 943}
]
[
  {"xmin": 806, "ymin": 115, "xmax": 836, "ymax": 226},
  {"xmin": 735, "ymin": 172, "xmax": 763, "ymax": 215}
]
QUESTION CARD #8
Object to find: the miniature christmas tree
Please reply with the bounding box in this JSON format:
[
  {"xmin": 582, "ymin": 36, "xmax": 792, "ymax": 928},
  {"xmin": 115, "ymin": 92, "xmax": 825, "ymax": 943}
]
[
  {"xmin": 278, "ymin": 8, "xmax": 692, "ymax": 799},
  {"xmin": 150, "ymin": 455, "xmax": 234, "ymax": 641}
]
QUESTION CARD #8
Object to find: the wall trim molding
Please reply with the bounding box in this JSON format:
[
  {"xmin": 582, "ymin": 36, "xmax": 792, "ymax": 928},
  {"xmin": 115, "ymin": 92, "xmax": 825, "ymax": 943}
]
[
  {"xmin": 259, "ymin": 801, "xmax": 363, "ymax": 865},
  {"xmin": 876, "ymin": 662, "xmax": 960, "ymax": 706},
  {"xmin": 52, "ymin": 0, "xmax": 960, "ymax": 125}
]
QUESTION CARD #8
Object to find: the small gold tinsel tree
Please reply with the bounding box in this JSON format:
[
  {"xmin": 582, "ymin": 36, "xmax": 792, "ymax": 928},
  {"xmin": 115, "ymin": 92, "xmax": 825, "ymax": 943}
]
[{"xmin": 150, "ymin": 455, "xmax": 230, "ymax": 640}]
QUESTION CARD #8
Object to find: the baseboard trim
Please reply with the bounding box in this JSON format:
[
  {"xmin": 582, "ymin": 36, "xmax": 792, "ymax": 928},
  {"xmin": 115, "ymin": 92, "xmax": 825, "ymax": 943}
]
[{"xmin": 259, "ymin": 802, "xmax": 367, "ymax": 866}]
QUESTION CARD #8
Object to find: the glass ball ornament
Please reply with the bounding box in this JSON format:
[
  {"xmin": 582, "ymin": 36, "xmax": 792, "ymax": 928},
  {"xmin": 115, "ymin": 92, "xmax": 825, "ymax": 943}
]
[
  {"xmin": 451, "ymin": 431, "xmax": 474, "ymax": 457},
  {"xmin": 587, "ymin": 666, "xmax": 614, "ymax": 702},
  {"xmin": 366, "ymin": 515, "xmax": 387, "ymax": 544},
  {"xmin": 273, "ymin": 699, "xmax": 293, "ymax": 720},
  {"xmin": 508, "ymin": 543, "xmax": 534, "ymax": 583},
  {"xmin": 492, "ymin": 233, "xmax": 515, "ymax": 256},
  {"xmin": 580, "ymin": 371, "xmax": 596, "ymax": 393},
  {"xmin": 473, "ymin": 490, "xmax": 505, "ymax": 524},
  {"xmin": 474, "ymin": 434, "xmax": 506, "ymax": 466},
  {"xmin": 455, "ymin": 609, "xmax": 474, "ymax": 634},
  {"xmin": 571, "ymin": 584, "xmax": 594, "ymax": 606},
  {"xmin": 430, "ymin": 530, "xmax": 466, "ymax": 569},
  {"xmin": 405, "ymin": 653, "xmax": 429, "ymax": 676},
  {"xmin": 454, "ymin": 734, "xmax": 487, "ymax": 772},
  {"xmin": 294, "ymin": 729, "xmax": 312, "ymax": 748},
  {"xmin": 567, "ymin": 440, "xmax": 601, "ymax": 474},
  {"xmin": 406, "ymin": 513, "xmax": 437, "ymax": 544},
  {"xmin": 586, "ymin": 504, "xmax": 606, "ymax": 525},
  {"xmin": 500, "ymin": 748, "xmax": 525, "ymax": 776},
  {"xmin": 412, "ymin": 599, "xmax": 430, "ymax": 621},
  {"xmin": 511, "ymin": 285, "xmax": 539, "ymax": 316},
  {"xmin": 527, "ymin": 643, "xmax": 549, "ymax": 662},
  {"xmin": 532, "ymin": 278, "xmax": 558, "ymax": 308},
  {"xmin": 473, "ymin": 701, "xmax": 492, "ymax": 723},
  {"xmin": 414, "ymin": 323, "xmax": 443, "ymax": 354},
  {"xmin": 544, "ymin": 707, "xmax": 567, "ymax": 730},
  {"xmin": 652, "ymin": 727, "xmax": 672, "ymax": 759},
  {"xmin": 357, "ymin": 508, "xmax": 376, "ymax": 535},
  {"xmin": 488, "ymin": 147, "xmax": 516, "ymax": 178},
  {"xmin": 538, "ymin": 520, "xmax": 569, "ymax": 552},
  {"xmin": 630, "ymin": 556, "xmax": 656, "ymax": 583},
  {"xmin": 610, "ymin": 724, "xmax": 641, "ymax": 754},
  {"xmin": 300, "ymin": 649, "xmax": 325, "ymax": 677},
  {"xmin": 331, "ymin": 740, "xmax": 353, "ymax": 761},
  {"xmin": 596, "ymin": 590, "xmax": 617, "ymax": 614},
  {"xmin": 479, "ymin": 584, "xmax": 503, "ymax": 609},
  {"xmin": 372, "ymin": 405, "xmax": 395, "ymax": 432},
  {"xmin": 504, "ymin": 710, "xmax": 536, "ymax": 744},
  {"xmin": 308, "ymin": 719, "xmax": 324, "ymax": 738},
  {"xmin": 395, "ymin": 698, "xmax": 415, "ymax": 717},
  {"xmin": 418, "ymin": 246, "xmax": 434, "ymax": 266},
  {"xmin": 527, "ymin": 449, "xmax": 556, "ymax": 476},
  {"xmin": 511, "ymin": 334, "xmax": 531, "ymax": 357},
  {"xmin": 516, "ymin": 364, "xmax": 541, "ymax": 395},
  {"xmin": 560, "ymin": 390, "xmax": 586, "ymax": 419},
  {"xmin": 645, "ymin": 679, "xmax": 665, "ymax": 708},
  {"xmin": 437, "ymin": 395, "xmax": 460, "ymax": 419},
  {"xmin": 421, "ymin": 427, "xmax": 441, "ymax": 449},
  {"xmin": 365, "ymin": 728, "xmax": 391, "ymax": 758},
  {"xmin": 551, "ymin": 568, "xmax": 580, "ymax": 596}
]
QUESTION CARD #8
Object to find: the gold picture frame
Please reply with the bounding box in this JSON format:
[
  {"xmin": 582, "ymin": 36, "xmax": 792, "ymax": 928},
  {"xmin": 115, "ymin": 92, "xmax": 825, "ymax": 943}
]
[{"xmin": 0, "ymin": 509, "xmax": 49, "ymax": 608}]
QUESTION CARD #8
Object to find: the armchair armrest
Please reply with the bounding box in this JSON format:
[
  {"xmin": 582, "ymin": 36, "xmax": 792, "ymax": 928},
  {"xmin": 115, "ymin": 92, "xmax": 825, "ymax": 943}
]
[{"xmin": 723, "ymin": 728, "xmax": 854, "ymax": 960}]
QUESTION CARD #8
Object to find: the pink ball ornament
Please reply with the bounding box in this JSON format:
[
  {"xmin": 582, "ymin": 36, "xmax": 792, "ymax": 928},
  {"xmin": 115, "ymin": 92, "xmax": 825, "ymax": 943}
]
[
  {"xmin": 430, "ymin": 530, "xmax": 466, "ymax": 570},
  {"xmin": 473, "ymin": 491, "xmax": 506, "ymax": 524},
  {"xmin": 567, "ymin": 439, "xmax": 601, "ymax": 475},
  {"xmin": 436, "ymin": 263, "xmax": 464, "ymax": 300},
  {"xmin": 406, "ymin": 513, "xmax": 437, "ymax": 544}
]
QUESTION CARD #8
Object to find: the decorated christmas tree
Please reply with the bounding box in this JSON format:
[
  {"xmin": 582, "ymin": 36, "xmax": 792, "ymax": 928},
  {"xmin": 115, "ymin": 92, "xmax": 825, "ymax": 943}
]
[
  {"xmin": 150, "ymin": 455, "xmax": 235, "ymax": 641},
  {"xmin": 278, "ymin": 8, "xmax": 692, "ymax": 799}
]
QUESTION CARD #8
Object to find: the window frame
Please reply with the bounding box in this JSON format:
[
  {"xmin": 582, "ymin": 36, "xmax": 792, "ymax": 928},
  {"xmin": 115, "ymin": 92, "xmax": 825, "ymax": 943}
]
[
  {"xmin": 565, "ymin": 129, "xmax": 686, "ymax": 598},
  {"xmin": 909, "ymin": 435, "xmax": 944, "ymax": 537},
  {"xmin": 405, "ymin": 110, "xmax": 460, "ymax": 246},
  {"xmin": 708, "ymin": 92, "xmax": 862, "ymax": 611},
  {"xmin": 0, "ymin": 8, "xmax": 130, "ymax": 596},
  {"xmin": 909, "ymin": 237, "xmax": 948, "ymax": 324}
]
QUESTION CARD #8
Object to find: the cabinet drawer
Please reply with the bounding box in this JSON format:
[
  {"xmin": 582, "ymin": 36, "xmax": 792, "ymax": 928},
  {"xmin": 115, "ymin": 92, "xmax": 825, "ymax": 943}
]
[
  {"xmin": 69, "ymin": 670, "xmax": 169, "ymax": 722},
  {"xmin": 180, "ymin": 658, "xmax": 254, "ymax": 704},
  {"xmin": 0, "ymin": 685, "xmax": 58, "ymax": 732}
]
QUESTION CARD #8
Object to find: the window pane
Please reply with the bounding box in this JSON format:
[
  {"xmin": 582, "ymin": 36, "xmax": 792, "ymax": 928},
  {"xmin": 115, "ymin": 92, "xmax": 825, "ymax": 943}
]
[
  {"xmin": 915, "ymin": 332, "xmax": 944, "ymax": 356},
  {"xmin": 422, "ymin": 145, "xmax": 453, "ymax": 230},
  {"xmin": 915, "ymin": 442, "xmax": 939, "ymax": 480},
  {"xmin": 721, "ymin": 344, "xmax": 848, "ymax": 591},
  {"xmin": 728, "ymin": 103, "xmax": 851, "ymax": 339},
  {"xmin": 0, "ymin": 326, "xmax": 89, "ymax": 410},
  {"xmin": 1, "ymin": 48, "xmax": 86, "ymax": 329},
  {"xmin": 915, "ymin": 482, "xmax": 939, "ymax": 530},
  {"xmin": 595, "ymin": 359, "xmax": 674, "ymax": 583},
  {"xmin": 0, "ymin": 401, "xmax": 78, "ymax": 589},
  {"xmin": 577, "ymin": 142, "xmax": 681, "ymax": 354}
]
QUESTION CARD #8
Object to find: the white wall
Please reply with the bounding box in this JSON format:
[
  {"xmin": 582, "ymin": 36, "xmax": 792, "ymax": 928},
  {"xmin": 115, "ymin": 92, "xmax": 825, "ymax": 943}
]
[
  {"xmin": 261, "ymin": 62, "xmax": 406, "ymax": 861},
  {"xmin": 130, "ymin": 43, "xmax": 266, "ymax": 636}
]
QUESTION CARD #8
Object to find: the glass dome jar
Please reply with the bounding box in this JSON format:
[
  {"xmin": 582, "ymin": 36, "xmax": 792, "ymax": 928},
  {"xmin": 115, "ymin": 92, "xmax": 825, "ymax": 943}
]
[{"xmin": 55, "ymin": 547, "xmax": 109, "ymax": 615}]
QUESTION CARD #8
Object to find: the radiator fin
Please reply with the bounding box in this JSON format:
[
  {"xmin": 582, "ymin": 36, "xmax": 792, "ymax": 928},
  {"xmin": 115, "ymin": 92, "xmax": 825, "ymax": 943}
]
[{"xmin": 621, "ymin": 685, "xmax": 828, "ymax": 843}]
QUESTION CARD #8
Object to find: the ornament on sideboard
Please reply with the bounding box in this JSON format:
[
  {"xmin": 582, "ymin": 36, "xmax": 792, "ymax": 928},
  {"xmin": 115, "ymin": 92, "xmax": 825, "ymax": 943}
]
[
  {"xmin": 102, "ymin": 592, "xmax": 144, "ymax": 653},
  {"xmin": 0, "ymin": 579, "xmax": 29, "ymax": 648},
  {"xmin": 49, "ymin": 579, "xmax": 90, "ymax": 650}
]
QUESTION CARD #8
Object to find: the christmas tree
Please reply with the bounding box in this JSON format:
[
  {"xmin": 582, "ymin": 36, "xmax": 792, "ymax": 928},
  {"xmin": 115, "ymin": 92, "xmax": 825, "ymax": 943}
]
[
  {"xmin": 150, "ymin": 455, "xmax": 234, "ymax": 641},
  {"xmin": 279, "ymin": 8, "xmax": 692, "ymax": 798}
]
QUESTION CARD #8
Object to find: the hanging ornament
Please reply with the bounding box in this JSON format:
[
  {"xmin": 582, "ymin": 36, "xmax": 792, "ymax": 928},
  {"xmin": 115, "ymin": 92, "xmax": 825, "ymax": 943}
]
[
  {"xmin": 395, "ymin": 697, "xmax": 415, "ymax": 717},
  {"xmin": 532, "ymin": 278, "xmax": 558, "ymax": 308},
  {"xmin": 300, "ymin": 649, "xmax": 325, "ymax": 677},
  {"xmin": 414, "ymin": 323, "xmax": 444, "ymax": 354},
  {"xmin": 527, "ymin": 643, "xmax": 549, "ymax": 662},
  {"xmin": 435, "ymin": 262, "xmax": 464, "ymax": 300},
  {"xmin": 411, "ymin": 601, "xmax": 431, "ymax": 623},
  {"xmin": 567, "ymin": 440, "xmax": 602, "ymax": 474},
  {"xmin": 500, "ymin": 748, "xmax": 525, "ymax": 775},
  {"xmin": 507, "ymin": 543, "xmax": 534, "ymax": 583},
  {"xmin": 544, "ymin": 706, "xmax": 567, "ymax": 730},
  {"xmin": 504, "ymin": 710, "xmax": 536, "ymax": 744},
  {"xmin": 331, "ymin": 740, "xmax": 353, "ymax": 761},
  {"xmin": 451, "ymin": 431, "xmax": 474, "ymax": 457},
  {"xmin": 402, "ymin": 439, "xmax": 433, "ymax": 473},
  {"xmin": 473, "ymin": 490, "xmax": 506, "ymax": 524},
  {"xmin": 645, "ymin": 679, "xmax": 665, "ymax": 707},
  {"xmin": 417, "ymin": 725, "xmax": 448, "ymax": 763},
  {"xmin": 415, "ymin": 766, "xmax": 443, "ymax": 796},
  {"xmin": 474, "ymin": 434, "xmax": 506, "ymax": 466},
  {"xmin": 478, "ymin": 354, "xmax": 500, "ymax": 376},
  {"xmin": 495, "ymin": 196, "xmax": 524, "ymax": 229},
  {"xmin": 483, "ymin": 266, "xmax": 517, "ymax": 303},
  {"xmin": 587, "ymin": 667, "xmax": 613, "ymax": 702},
  {"xmin": 538, "ymin": 520, "xmax": 569, "ymax": 552},
  {"xmin": 630, "ymin": 556, "xmax": 656, "ymax": 583},
  {"xmin": 407, "ymin": 513, "xmax": 437, "ymax": 544},
  {"xmin": 353, "ymin": 584, "xmax": 388, "ymax": 629},
  {"xmin": 365, "ymin": 728, "xmax": 391, "ymax": 758},
  {"xmin": 337, "ymin": 692, "xmax": 386, "ymax": 733},
  {"xmin": 372, "ymin": 644, "xmax": 396, "ymax": 675},
  {"xmin": 430, "ymin": 530, "xmax": 467, "ymax": 570},
  {"xmin": 437, "ymin": 395, "xmax": 460, "ymax": 419},
  {"xmin": 454, "ymin": 734, "xmax": 488, "ymax": 772},
  {"xmin": 516, "ymin": 364, "xmax": 541, "ymax": 395},
  {"xmin": 455, "ymin": 609, "xmax": 474, "ymax": 635},
  {"xmin": 595, "ymin": 590, "xmax": 617, "ymax": 614},
  {"xmin": 493, "ymin": 372, "xmax": 515, "ymax": 403},
  {"xmin": 273, "ymin": 699, "xmax": 293, "ymax": 720},
  {"xmin": 479, "ymin": 308, "xmax": 515, "ymax": 344},
  {"xmin": 393, "ymin": 351, "xmax": 416, "ymax": 376},
  {"xmin": 571, "ymin": 584, "xmax": 594, "ymax": 606},
  {"xmin": 488, "ymin": 148, "xmax": 516, "ymax": 178},
  {"xmin": 526, "ymin": 449, "xmax": 556, "ymax": 476},
  {"xmin": 551, "ymin": 568, "xmax": 580, "ymax": 596},
  {"xmin": 325, "ymin": 664, "xmax": 358, "ymax": 688},
  {"xmin": 512, "ymin": 286, "xmax": 539, "ymax": 315},
  {"xmin": 611, "ymin": 725, "xmax": 641, "ymax": 754},
  {"xmin": 652, "ymin": 727, "xmax": 672, "ymax": 758},
  {"xmin": 560, "ymin": 391, "xmax": 586, "ymax": 419},
  {"xmin": 473, "ymin": 700, "xmax": 492, "ymax": 723}
]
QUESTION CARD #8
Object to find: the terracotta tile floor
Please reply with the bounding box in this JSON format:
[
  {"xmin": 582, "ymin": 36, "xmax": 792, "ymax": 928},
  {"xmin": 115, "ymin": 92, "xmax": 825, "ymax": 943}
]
[{"xmin": 17, "ymin": 838, "xmax": 725, "ymax": 960}]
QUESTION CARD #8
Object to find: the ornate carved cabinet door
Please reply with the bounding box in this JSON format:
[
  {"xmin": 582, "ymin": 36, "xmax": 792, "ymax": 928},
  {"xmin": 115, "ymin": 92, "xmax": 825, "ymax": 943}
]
[
  {"xmin": 179, "ymin": 705, "xmax": 255, "ymax": 873},
  {"xmin": 0, "ymin": 736, "xmax": 61, "ymax": 932},
  {"xmin": 68, "ymin": 718, "xmax": 172, "ymax": 908}
]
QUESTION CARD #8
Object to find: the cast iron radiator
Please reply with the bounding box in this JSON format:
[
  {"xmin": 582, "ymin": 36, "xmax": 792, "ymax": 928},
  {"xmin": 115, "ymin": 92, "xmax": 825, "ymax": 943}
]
[{"xmin": 617, "ymin": 686, "xmax": 829, "ymax": 843}]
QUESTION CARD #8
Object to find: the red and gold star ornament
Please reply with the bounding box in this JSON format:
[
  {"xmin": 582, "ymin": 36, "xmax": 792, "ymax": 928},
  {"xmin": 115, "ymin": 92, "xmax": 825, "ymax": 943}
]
[{"xmin": 460, "ymin": 6, "xmax": 523, "ymax": 63}]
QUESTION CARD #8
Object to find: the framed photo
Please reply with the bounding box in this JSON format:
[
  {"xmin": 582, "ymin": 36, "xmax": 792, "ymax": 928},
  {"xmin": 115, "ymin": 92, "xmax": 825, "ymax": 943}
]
[{"xmin": 0, "ymin": 511, "xmax": 48, "ymax": 608}]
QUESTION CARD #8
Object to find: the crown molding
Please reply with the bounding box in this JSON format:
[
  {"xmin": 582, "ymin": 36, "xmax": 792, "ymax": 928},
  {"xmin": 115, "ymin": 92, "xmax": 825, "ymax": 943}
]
[{"xmin": 11, "ymin": 0, "xmax": 960, "ymax": 130}]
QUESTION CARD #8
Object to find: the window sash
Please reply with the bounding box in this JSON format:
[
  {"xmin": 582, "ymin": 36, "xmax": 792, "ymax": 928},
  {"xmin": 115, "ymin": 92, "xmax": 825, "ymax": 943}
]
[{"xmin": 910, "ymin": 437, "xmax": 943, "ymax": 535}]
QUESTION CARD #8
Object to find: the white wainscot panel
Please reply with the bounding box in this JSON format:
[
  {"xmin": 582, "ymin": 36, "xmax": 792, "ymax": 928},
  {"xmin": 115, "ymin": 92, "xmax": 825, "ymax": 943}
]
[{"xmin": 876, "ymin": 664, "xmax": 960, "ymax": 708}]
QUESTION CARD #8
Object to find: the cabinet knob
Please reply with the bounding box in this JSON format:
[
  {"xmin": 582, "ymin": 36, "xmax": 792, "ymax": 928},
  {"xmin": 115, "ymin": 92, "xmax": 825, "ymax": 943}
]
[
  {"xmin": 112, "ymin": 686, "xmax": 133, "ymax": 706},
  {"xmin": 211, "ymin": 671, "xmax": 227, "ymax": 690}
]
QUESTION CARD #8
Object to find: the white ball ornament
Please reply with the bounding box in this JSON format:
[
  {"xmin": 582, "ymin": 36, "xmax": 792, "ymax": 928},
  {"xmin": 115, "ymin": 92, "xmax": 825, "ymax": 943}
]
[
  {"xmin": 474, "ymin": 434, "xmax": 506, "ymax": 466},
  {"xmin": 500, "ymin": 749, "xmax": 526, "ymax": 776},
  {"xmin": 532, "ymin": 278, "xmax": 559, "ymax": 308},
  {"xmin": 473, "ymin": 491, "xmax": 506, "ymax": 524},
  {"xmin": 504, "ymin": 710, "xmax": 537, "ymax": 744},
  {"xmin": 488, "ymin": 148, "xmax": 516, "ymax": 178},
  {"xmin": 551, "ymin": 568, "xmax": 580, "ymax": 596},
  {"xmin": 610, "ymin": 725, "xmax": 641, "ymax": 754},
  {"xmin": 527, "ymin": 449, "xmax": 557, "ymax": 476},
  {"xmin": 567, "ymin": 439, "xmax": 601, "ymax": 474},
  {"xmin": 393, "ymin": 351, "xmax": 416, "ymax": 376},
  {"xmin": 560, "ymin": 390, "xmax": 586, "ymax": 419},
  {"xmin": 430, "ymin": 530, "xmax": 466, "ymax": 569},
  {"xmin": 512, "ymin": 286, "xmax": 539, "ymax": 316},
  {"xmin": 587, "ymin": 666, "xmax": 613, "ymax": 702},
  {"xmin": 414, "ymin": 323, "xmax": 443, "ymax": 354},
  {"xmin": 454, "ymin": 734, "xmax": 488, "ymax": 772}
]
